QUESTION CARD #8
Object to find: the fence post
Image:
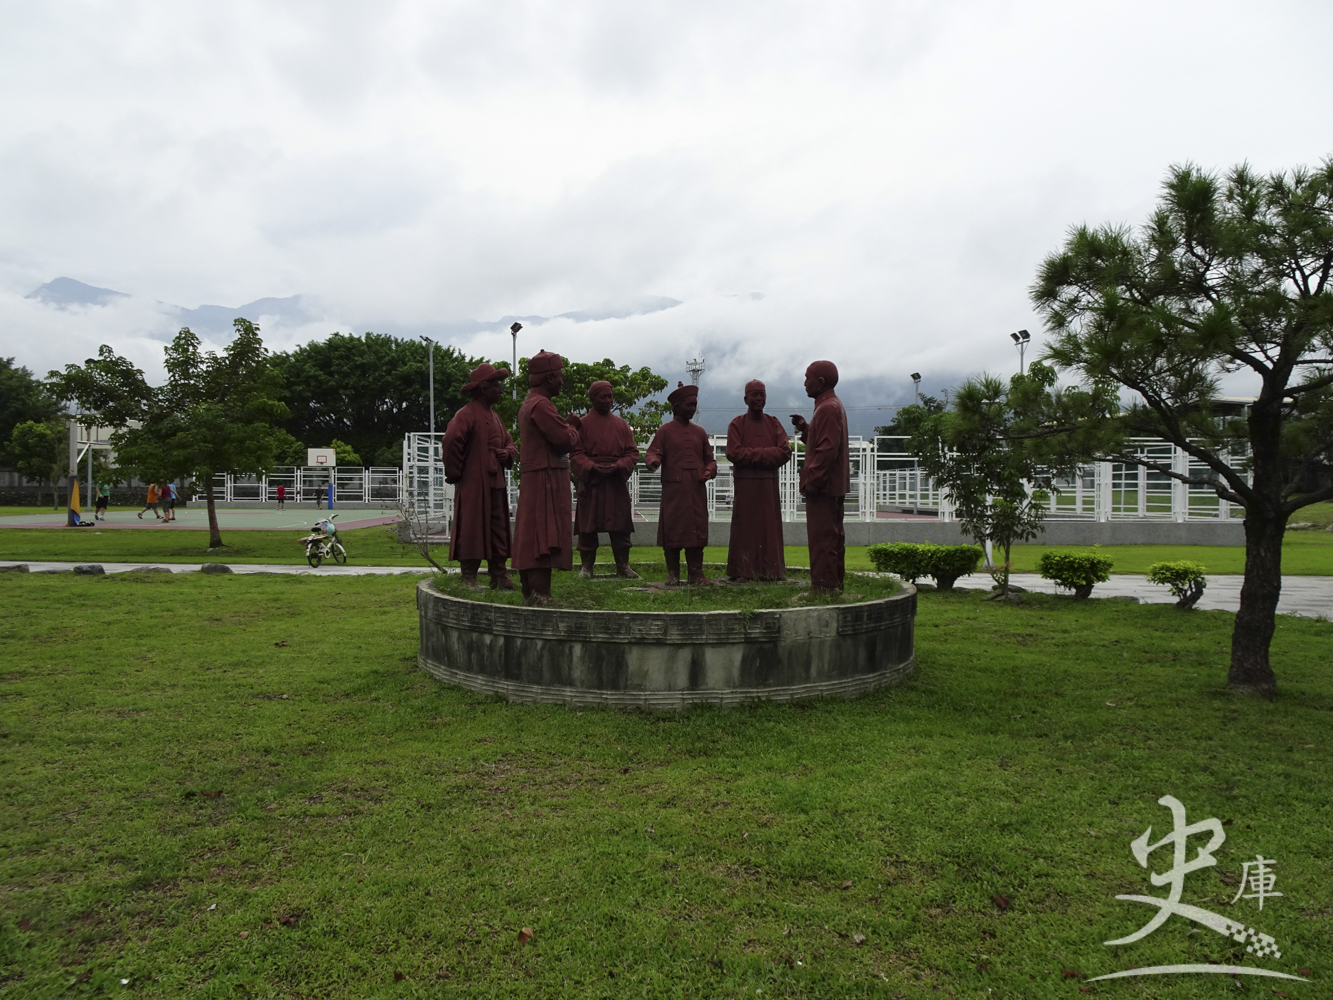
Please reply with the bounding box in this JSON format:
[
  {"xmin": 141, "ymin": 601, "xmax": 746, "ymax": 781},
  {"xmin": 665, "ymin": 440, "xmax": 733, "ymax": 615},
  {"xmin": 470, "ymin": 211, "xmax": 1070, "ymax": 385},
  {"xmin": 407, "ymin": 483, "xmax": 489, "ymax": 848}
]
[{"xmin": 1095, "ymin": 461, "xmax": 1112, "ymax": 521}]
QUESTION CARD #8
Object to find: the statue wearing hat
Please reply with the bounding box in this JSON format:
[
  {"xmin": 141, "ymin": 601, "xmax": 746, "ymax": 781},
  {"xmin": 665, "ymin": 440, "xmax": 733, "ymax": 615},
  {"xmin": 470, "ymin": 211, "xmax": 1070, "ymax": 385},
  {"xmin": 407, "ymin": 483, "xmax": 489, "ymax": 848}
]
[
  {"xmin": 645, "ymin": 381, "xmax": 717, "ymax": 585},
  {"xmin": 443, "ymin": 362, "xmax": 517, "ymax": 588},
  {"xmin": 570, "ymin": 380, "xmax": 641, "ymax": 579},
  {"xmin": 725, "ymin": 379, "xmax": 792, "ymax": 581},
  {"xmin": 790, "ymin": 360, "xmax": 850, "ymax": 591},
  {"xmin": 512, "ymin": 349, "xmax": 583, "ymax": 603}
]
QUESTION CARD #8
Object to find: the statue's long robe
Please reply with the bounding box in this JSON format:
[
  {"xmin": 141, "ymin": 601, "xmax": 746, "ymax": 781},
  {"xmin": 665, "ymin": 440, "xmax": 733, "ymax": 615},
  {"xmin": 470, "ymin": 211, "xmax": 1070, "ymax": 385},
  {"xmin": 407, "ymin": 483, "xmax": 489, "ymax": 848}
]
[
  {"xmin": 798, "ymin": 388, "xmax": 850, "ymax": 590},
  {"xmin": 443, "ymin": 398, "xmax": 517, "ymax": 562},
  {"xmin": 513, "ymin": 392, "xmax": 581, "ymax": 571},
  {"xmin": 646, "ymin": 419, "xmax": 716, "ymax": 549},
  {"xmin": 725, "ymin": 411, "xmax": 791, "ymax": 579},
  {"xmin": 570, "ymin": 410, "xmax": 639, "ymax": 537}
]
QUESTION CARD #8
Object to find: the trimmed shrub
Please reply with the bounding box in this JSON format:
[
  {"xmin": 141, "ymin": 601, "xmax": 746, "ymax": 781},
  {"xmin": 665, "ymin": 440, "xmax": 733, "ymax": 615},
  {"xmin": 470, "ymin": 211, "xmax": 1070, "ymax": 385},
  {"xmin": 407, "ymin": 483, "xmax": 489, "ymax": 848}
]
[
  {"xmin": 1146, "ymin": 560, "xmax": 1207, "ymax": 609},
  {"xmin": 866, "ymin": 542, "xmax": 984, "ymax": 591},
  {"xmin": 1038, "ymin": 550, "xmax": 1114, "ymax": 600}
]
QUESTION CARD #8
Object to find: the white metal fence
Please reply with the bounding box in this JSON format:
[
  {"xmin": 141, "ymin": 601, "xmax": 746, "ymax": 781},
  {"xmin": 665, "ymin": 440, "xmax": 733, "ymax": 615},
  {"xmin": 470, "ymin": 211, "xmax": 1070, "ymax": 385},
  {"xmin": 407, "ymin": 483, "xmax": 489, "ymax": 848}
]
[
  {"xmin": 188, "ymin": 435, "xmax": 1246, "ymax": 524},
  {"xmin": 871, "ymin": 436, "xmax": 1245, "ymax": 522},
  {"xmin": 192, "ymin": 467, "xmax": 403, "ymax": 505}
]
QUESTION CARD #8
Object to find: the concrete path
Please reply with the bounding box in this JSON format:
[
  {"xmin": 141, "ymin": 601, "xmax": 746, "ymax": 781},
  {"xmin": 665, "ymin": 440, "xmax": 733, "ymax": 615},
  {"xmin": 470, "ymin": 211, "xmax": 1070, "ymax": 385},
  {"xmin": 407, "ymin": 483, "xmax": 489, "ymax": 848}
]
[
  {"xmin": 992, "ymin": 573, "xmax": 1333, "ymax": 619},
  {"xmin": 0, "ymin": 561, "xmax": 436, "ymax": 577},
  {"xmin": 2, "ymin": 560, "xmax": 1331, "ymax": 617}
]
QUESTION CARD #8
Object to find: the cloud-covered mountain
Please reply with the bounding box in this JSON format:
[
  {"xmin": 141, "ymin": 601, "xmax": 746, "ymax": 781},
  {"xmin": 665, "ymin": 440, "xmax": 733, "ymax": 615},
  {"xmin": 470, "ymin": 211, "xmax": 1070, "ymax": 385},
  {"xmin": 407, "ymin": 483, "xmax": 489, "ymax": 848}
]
[
  {"xmin": 23, "ymin": 277, "xmax": 684, "ymax": 342},
  {"xmin": 26, "ymin": 277, "xmax": 128, "ymax": 308}
]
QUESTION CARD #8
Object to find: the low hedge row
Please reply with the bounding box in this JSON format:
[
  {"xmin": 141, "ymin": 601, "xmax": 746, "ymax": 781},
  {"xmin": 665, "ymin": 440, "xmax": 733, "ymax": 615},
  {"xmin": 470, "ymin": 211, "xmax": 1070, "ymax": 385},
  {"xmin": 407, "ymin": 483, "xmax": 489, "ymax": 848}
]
[
  {"xmin": 866, "ymin": 543, "xmax": 984, "ymax": 591},
  {"xmin": 1147, "ymin": 560, "xmax": 1208, "ymax": 609},
  {"xmin": 1037, "ymin": 550, "xmax": 1114, "ymax": 599}
]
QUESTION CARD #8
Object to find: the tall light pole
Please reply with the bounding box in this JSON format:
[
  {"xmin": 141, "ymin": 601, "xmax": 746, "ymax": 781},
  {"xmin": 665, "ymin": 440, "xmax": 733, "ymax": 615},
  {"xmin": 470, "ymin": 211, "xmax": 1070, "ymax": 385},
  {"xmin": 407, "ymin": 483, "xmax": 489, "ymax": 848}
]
[
  {"xmin": 685, "ymin": 355, "xmax": 706, "ymax": 385},
  {"xmin": 509, "ymin": 322, "xmax": 522, "ymax": 397},
  {"xmin": 1009, "ymin": 329, "xmax": 1031, "ymax": 374},
  {"xmin": 419, "ymin": 336, "xmax": 436, "ymax": 437},
  {"xmin": 910, "ymin": 372, "xmax": 921, "ymax": 405}
]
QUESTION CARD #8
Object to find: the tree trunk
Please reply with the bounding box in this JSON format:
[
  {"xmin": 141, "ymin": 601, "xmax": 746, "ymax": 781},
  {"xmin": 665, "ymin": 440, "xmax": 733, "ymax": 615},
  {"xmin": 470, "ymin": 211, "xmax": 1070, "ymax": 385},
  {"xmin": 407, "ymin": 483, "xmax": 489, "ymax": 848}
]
[
  {"xmin": 205, "ymin": 475, "xmax": 224, "ymax": 549},
  {"xmin": 1229, "ymin": 513, "xmax": 1283, "ymax": 697}
]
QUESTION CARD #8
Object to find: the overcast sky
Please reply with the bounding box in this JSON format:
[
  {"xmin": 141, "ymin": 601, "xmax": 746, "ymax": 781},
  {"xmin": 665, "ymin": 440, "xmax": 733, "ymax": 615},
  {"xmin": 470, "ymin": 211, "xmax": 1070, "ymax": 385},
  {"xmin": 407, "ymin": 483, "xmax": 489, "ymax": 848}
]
[{"xmin": 2, "ymin": 0, "xmax": 1331, "ymax": 424}]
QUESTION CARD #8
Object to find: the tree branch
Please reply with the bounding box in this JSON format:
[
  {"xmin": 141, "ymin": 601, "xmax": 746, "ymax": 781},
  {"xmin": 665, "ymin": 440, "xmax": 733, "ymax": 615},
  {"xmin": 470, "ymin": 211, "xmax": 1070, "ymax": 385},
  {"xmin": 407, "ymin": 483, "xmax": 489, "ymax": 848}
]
[{"xmin": 1286, "ymin": 373, "xmax": 1333, "ymax": 395}]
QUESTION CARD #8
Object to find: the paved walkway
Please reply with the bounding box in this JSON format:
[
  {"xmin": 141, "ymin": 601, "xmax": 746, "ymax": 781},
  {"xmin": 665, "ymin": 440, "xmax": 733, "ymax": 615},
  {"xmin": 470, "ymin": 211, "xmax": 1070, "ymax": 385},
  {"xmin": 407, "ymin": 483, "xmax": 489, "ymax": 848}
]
[
  {"xmin": 0, "ymin": 561, "xmax": 435, "ymax": 577},
  {"xmin": 0, "ymin": 509, "xmax": 400, "ymax": 530},
  {"xmin": 990, "ymin": 573, "xmax": 1333, "ymax": 619},
  {"xmin": 2, "ymin": 560, "xmax": 1331, "ymax": 617}
]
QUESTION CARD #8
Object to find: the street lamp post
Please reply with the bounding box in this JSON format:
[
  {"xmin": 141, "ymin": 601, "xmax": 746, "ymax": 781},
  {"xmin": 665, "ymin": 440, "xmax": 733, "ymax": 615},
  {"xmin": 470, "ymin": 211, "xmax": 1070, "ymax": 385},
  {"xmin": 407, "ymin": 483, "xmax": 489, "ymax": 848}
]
[
  {"xmin": 1009, "ymin": 329, "xmax": 1031, "ymax": 374},
  {"xmin": 910, "ymin": 372, "xmax": 921, "ymax": 405},
  {"xmin": 509, "ymin": 322, "xmax": 522, "ymax": 397}
]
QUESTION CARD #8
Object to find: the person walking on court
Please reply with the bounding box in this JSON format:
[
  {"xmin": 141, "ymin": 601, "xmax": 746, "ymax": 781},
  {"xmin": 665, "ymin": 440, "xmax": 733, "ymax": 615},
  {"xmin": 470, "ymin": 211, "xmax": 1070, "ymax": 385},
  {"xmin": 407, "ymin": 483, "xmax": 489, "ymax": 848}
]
[
  {"xmin": 160, "ymin": 482, "xmax": 177, "ymax": 523},
  {"xmin": 93, "ymin": 481, "xmax": 110, "ymax": 521},
  {"xmin": 137, "ymin": 482, "xmax": 161, "ymax": 520},
  {"xmin": 276, "ymin": 483, "xmax": 286, "ymax": 510}
]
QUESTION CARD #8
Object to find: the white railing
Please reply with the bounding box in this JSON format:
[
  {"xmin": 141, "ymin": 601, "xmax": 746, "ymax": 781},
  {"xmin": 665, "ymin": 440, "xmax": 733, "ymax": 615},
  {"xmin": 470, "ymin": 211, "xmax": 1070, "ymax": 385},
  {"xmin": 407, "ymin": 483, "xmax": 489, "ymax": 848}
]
[
  {"xmin": 191, "ymin": 466, "xmax": 403, "ymax": 505},
  {"xmin": 871, "ymin": 436, "xmax": 1244, "ymax": 522},
  {"xmin": 187, "ymin": 433, "xmax": 1246, "ymax": 524}
]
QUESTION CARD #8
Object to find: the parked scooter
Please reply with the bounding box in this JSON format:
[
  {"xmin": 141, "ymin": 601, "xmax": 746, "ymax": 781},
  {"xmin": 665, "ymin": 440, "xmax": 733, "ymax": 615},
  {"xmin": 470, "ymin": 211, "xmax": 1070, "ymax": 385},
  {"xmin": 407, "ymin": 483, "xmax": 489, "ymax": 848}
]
[{"xmin": 301, "ymin": 515, "xmax": 347, "ymax": 568}]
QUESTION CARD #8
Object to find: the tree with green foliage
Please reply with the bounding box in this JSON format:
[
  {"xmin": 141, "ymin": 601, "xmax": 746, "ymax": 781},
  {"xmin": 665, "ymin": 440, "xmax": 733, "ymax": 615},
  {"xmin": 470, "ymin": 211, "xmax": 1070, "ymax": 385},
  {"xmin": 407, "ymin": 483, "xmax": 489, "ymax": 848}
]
[
  {"xmin": 9, "ymin": 420, "xmax": 67, "ymax": 508},
  {"xmin": 1032, "ymin": 159, "xmax": 1333, "ymax": 696},
  {"xmin": 1, "ymin": 357, "xmax": 63, "ymax": 466},
  {"xmin": 329, "ymin": 439, "xmax": 362, "ymax": 465},
  {"xmin": 271, "ymin": 333, "xmax": 480, "ymax": 467},
  {"xmin": 49, "ymin": 321, "xmax": 290, "ymax": 549},
  {"xmin": 900, "ymin": 365, "xmax": 1118, "ymax": 597},
  {"xmin": 875, "ymin": 394, "xmax": 944, "ymax": 438}
]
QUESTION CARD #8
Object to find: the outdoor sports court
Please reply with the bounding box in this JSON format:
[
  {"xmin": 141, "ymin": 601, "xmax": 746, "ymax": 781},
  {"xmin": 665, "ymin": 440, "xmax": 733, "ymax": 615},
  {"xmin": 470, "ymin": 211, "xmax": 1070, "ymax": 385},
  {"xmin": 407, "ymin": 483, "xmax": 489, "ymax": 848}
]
[{"xmin": 0, "ymin": 508, "xmax": 401, "ymax": 531}]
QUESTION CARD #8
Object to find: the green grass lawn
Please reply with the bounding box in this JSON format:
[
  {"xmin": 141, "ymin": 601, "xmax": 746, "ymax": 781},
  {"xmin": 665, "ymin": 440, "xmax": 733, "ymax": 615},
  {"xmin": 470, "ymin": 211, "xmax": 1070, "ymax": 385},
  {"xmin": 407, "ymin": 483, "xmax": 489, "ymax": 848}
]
[
  {"xmin": 2, "ymin": 573, "xmax": 1330, "ymax": 997},
  {"xmin": 431, "ymin": 565, "xmax": 900, "ymax": 611}
]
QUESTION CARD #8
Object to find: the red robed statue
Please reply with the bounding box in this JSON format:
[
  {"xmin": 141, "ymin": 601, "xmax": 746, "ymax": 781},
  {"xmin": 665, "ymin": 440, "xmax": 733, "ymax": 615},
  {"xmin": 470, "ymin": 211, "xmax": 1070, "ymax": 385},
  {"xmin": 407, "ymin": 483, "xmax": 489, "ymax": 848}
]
[
  {"xmin": 725, "ymin": 379, "xmax": 791, "ymax": 581},
  {"xmin": 570, "ymin": 380, "xmax": 641, "ymax": 579},
  {"xmin": 645, "ymin": 381, "xmax": 717, "ymax": 585},
  {"xmin": 790, "ymin": 360, "xmax": 850, "ymax": 591},
  {"xmin": 513, "ymin": 350, "xmax": 582, "ymax": 603},
  {"xmin": 442, "ymin": 362, "xmax": 517, "ymax": 589}
]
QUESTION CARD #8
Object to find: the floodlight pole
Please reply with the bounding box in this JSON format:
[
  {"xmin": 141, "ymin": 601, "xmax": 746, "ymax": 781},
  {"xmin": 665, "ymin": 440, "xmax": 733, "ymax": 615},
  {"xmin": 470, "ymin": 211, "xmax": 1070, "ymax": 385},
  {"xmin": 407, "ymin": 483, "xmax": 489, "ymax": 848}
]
[
  {"xmin": 510, "ymin": 322, "xmax": 522, "ymax": 397},
  {"xmin": 1009, "ymin": 329, "xmax": 1031, "ymax": 374},
  {"xmin": 910, "ymin": 372, "xmax": 922, "ymax": 405}
]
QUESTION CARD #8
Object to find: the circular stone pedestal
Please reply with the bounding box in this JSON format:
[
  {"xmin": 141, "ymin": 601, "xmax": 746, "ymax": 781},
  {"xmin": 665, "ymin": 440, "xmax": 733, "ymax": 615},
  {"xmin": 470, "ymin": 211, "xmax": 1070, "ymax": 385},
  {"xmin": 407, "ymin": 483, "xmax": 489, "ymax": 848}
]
[{"xmin": 416, "ymin": 580, "xmax": 916, "ymax": 708}]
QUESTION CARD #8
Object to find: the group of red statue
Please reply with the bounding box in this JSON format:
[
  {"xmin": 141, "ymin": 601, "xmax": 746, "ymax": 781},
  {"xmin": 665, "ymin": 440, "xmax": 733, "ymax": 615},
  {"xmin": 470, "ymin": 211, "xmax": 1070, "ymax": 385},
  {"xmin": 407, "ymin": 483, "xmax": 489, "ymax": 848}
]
[{"xmin": 442, "ymin": 350, "xmax": 849, "ymax": 604}]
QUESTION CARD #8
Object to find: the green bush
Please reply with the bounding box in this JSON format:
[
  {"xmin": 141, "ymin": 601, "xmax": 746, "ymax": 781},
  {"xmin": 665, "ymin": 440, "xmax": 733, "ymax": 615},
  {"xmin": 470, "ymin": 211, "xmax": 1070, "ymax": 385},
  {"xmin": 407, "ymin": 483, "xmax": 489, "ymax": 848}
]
[
  {"xmin": 1038, "ymin": 550, "xmax": 1114, "ymax": 600},
  {"xmin": 1146, "ymin": 560, "xmax": 1207, "ymax": 609},
  {"xmin": 866, "ymin": 542, "xmax": 984, "ymax": 591}
]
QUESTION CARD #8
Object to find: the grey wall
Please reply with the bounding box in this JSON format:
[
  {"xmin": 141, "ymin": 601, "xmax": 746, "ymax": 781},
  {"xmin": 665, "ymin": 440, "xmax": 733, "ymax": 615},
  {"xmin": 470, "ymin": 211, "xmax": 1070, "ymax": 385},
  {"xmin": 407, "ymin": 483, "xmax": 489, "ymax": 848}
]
[
  {"xmin": 702, "ymin": 519, "xmax": 1247, "ymax": 548},
  {"xmin": 404, "ymin": 517, "xmax": 1250, "ymax": 548}
]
